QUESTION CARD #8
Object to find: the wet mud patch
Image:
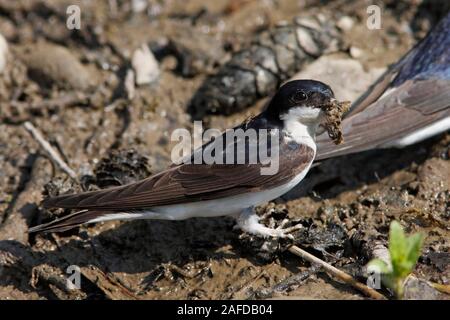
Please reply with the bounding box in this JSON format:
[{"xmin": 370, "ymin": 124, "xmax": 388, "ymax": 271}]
[{"xmin": 323, "ymin": 99, "xmax": 350, "ymax": 145}]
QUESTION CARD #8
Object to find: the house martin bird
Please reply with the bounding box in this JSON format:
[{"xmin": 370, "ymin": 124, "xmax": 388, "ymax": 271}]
[
  {"xmin": 30, "ymin": 80, "xmax": 344, "ymax": 238},
  {"xmin": 316, "ymin": 11, "xmax": 450, "ymax": 160}
]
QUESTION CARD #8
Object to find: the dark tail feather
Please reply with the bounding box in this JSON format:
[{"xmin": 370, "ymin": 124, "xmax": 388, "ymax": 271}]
[{"xmin": 29, "ymin": 210, "xmax": 106, "ymax": 233}]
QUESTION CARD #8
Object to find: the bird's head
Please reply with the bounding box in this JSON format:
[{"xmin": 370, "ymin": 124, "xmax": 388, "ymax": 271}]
[
  {"xmin": 266, "ymin": 79, "xmax": 335, "ymax": 123},
  {"xmin": 265, "ymin": 79, "xmax": 349, "ymax": 144}
]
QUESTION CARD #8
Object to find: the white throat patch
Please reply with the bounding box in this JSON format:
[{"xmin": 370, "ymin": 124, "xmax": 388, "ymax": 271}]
[
  {"xmin": 280, "ymin": 107, "xmax": 320, "ymax": 150},
  {"xmin": 280, "ymin": 106, "xmax": 321, "ymax": 123}
]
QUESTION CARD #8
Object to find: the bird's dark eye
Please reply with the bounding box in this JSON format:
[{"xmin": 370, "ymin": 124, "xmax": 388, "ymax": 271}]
[{"xmin": 292, "ymin": 90, "xmax": 307, "ymax": 103}]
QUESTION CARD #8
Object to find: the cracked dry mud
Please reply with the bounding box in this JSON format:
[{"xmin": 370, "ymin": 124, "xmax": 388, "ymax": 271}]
[{"xmin": 0, "ymin": 0, "xmax": 449, "ymax": 300}]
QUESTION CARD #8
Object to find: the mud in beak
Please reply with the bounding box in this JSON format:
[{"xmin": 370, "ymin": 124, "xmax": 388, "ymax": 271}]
[{"xmin": 321, "ymin": 99, "xmax": 351, "ymax": 145}]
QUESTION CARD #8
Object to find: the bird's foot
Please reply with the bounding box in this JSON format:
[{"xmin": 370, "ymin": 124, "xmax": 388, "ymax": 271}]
[
  {"xmin": 258, "ymin": 209, "xmax": 276, "ymax": 222},
  {"xmin": 235, "ymin": 208, "xmax": 302, "ymax": 239}
]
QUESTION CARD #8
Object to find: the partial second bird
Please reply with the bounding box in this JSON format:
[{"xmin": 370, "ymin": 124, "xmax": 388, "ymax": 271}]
[
  {"xmin": 316, "ymin": 11, "xmax": 450, "ymax": 160},
  {"xmin": 30, "ymin": 80, "xmax": 344, "ymax": 237}
]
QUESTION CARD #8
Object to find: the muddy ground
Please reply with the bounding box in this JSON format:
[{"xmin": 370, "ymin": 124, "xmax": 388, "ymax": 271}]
[{"xmin": 0, "ymin": 0, "xmax": 449, "ymax": 300}]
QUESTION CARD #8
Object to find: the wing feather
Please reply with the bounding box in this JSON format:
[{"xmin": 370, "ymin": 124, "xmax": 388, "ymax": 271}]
[
  {"xmin": 43, "ymin": 141, "xmax": 315, "ymax": 211},
  {"xmin": 316, "ymin": 78, "xmax": 450, "ymax": 160}
]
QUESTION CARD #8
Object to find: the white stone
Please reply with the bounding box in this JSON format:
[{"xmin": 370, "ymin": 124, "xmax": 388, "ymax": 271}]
[
  {"xmin": 125, "ymin": 68, "xmax": 135, "ymax": 99},
  {"xmin": 0, "ymin": 33, "xmax": 9, "ymax": 73},
  {"xmin": 337, "ymin": 16, "xmax": 354, "ymax": 31},
  {"xmin": 350, "ymin": 46, "xmax": 364, "ymax": 58},
  {"xmin": 132, "ymin": 0, "xmax": 147, "ymax": 13},
  {"xmin": 132, "ymin": 44, "xmax": 160, "ymax": 85}
]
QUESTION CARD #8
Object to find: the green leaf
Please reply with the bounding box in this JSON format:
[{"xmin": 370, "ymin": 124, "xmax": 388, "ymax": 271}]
[
  {"xmin": 389, "ymin": 221, "xmax": 407, "ymax": 267},
  {"xmin": 367, "ymin": 258, "xmax": 391, "ymax": 274},
  {"xmin": 395, "ymin": 260, "xmax": 414, "ymax": 279},
  {"xmin": 406, "ymin": 233, "xmax": 424, "ymax": 266},
  {"xmin": 372, "ymin": 221, "xmax": 425, "ymax": 298}
]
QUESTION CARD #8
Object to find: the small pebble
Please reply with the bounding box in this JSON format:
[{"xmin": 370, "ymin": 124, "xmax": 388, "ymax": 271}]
[
  {"xmin": 125, "ymin": 68, "xmax": 135, "ymax": 99},
  {"xmin": 337, "ymin": 16, "xmax": 354, "ymax": 31},
  {"xmin": 19, "ymin": 42, "xmax": 96, "ymax": 90},
  {"xmin": 0, "ymin": 32, "xmax": 8, "ymax": 73},
  {"xmin": 132, "ymin": 44, "xmax": 160, "ymax": 86},
  {"xmin": 350, "ymin": 46, "xmax": 364, "ymax": 58},
  {"xmin": 131, "ymin": 0, "xmax": 147, "ymax": 13}
]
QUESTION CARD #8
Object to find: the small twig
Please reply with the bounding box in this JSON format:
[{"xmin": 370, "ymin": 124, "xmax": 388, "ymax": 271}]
[
  {"xmin": 288, "ymin": 245, "xmax": 386, "ymax": 300},
  {"xmin": 430, "ymin": 282, "xmax": 450, "ymax": 295},
  {"xmin": 23, "ymin": 121, "xmax": 78, "ymax": 181}
]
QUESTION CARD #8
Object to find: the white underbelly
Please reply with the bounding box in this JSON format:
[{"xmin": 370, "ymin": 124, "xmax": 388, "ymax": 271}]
[
  {"xmin": 91, "ymin": 160, "xmax": 313, "ymax": 223},
  {"xmin": 152, "ymin": 161, "xmax": 312, "ymax": 219},
  {"xmin": 381, "ymin": 116, "xmax": 450, "ymax": 148}
]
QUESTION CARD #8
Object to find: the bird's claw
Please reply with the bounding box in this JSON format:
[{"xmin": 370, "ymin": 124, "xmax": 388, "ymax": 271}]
[
  {"xmin": 236, "ymin": 208, "xmax": 302, "ymax": 240},
  {"xmin": 270, "ymin": 224, "xmax": 302, "ymax": 239}
]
